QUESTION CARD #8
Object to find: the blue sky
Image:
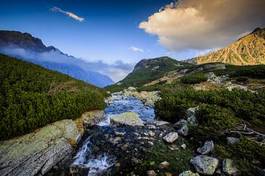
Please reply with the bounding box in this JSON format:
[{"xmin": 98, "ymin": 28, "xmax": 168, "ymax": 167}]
[
  {"xmin": 0, "ymin": 0, "xmax": 186, "ymax": 64},
  {"xmin": 1, "ymin": 0, "xmax": 265, "ymax": 81}
]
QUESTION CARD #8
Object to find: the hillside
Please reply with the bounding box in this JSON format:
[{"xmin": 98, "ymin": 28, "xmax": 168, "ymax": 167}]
[
  {"xmin": 195, "ymin": 27, "xmax": 265, "ymax": 65},
  {"xmin": 0, "ymin": 30, "xmax": 114, "ymax": 87},
  {"xmin": 0, "ymin": 54, "xmax": 105, "ymax": 140},
  {"xmin": 107, "ymin": 56, "xmax": 192, "ymax": 91}
]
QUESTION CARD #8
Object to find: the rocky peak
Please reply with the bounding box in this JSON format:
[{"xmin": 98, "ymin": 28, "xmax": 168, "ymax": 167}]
[
  {"xmin": 0, "ymin": 30, "xmax": 56, "ymax": 52},
  {"xmin": 195, "ymin": 27, "xmax": 265, "ymax": 65}
]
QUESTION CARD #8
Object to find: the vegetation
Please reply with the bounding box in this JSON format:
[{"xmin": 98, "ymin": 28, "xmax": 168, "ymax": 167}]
[
  {"xmin": 155, "ymin": 87, "xmax": 265, "ymax": 174},
  {"xmin": 133, "ymin": 140, "xmax": 192, "ymax": 175},
  {"xmin": 180, "ymin": 73, "xmax": 207, "ymax": 84},
  {"xmin": 0, "ymin": 54, "xmax": 105, "ymax": 140},
  {"xmin": 106, "ymin": 57, "xmax": 193, "ymax": 92},
  {"xmin": 215, "ymin": 64, "xmax": 265, "ymax": 79}
]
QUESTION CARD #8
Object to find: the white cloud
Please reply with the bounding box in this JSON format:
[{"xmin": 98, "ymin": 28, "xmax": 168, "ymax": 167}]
[
  {"xmin": 129, "ymin": 46, "xmax": 144, "ymax": 53},
  {"xmin": 50, "ymin": 7, "xmax": 84, "ymax": 22},
  {"xmin": 139, "ymin": 0, "xmax": 265, "ymax": 51}
]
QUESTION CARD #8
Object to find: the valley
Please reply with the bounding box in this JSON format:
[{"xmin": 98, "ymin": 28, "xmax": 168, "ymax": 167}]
[{"xmin": 0, "ymin": 3, "xmax": 265, "ymax": 175}]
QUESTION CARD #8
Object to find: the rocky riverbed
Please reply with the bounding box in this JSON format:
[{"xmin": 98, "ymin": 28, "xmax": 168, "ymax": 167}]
[{"xmin": 1, "ymin": 90, "xmax": 253, "ymax": 176}]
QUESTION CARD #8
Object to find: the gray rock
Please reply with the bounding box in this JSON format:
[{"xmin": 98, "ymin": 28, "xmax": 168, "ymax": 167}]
[
  {"xmin": 197, "ymin": 140, "xmax": 214, "ymax": 155},
  {"xmin": 0, "ymin": 119, "xmax": 81, "ymax": 176},
  {"xmin": 163, "ymin": 132, "xmax": 179, "ymax": 143},
  {"xmin": 154, "ymin": 120, "xmax": 170, "ymax": 126},
  {"xmin": 190, "ymin": 155, "xmax": 219, "ymax": 175},
  {"xmin": 223, "ymin": 159, "xmax": 238, "ymax": 175},
  {"xmin": 186, "ymin": 107, "xmax": 198, "ymax": 125},
  {"xmin": 174, "ymin": 120, "xmax": 189, "ymax": 136},
  {"xmin": 179, "ymin": 170, "xmax": 200, "ymax": 176},
  {"xmin": 181, "ymin": 144, "xmax": 187, "ymax": 150},
  {"xmin": 227, "ymin": 137, "xmax": 240, "ymax": 145},
  {"xmin": 159, "ymin": 161, "xmax": 170, "ymax": 169},
  {"xmin": 148, "ymin": 131, "xmax": 156, "ymax": 137},
  {"xmin": 110, "ymin": 112, "xmax": 144, "ymax": 126},
  {"xmin": 147, "ymin": 170, "xmax": 157, "ymax": 176}
]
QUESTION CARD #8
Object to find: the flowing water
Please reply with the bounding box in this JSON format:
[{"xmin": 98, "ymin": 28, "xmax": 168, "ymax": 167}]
[{"xmin": 72, "ymin": 93, "xmax": 155, "ymax": 175}]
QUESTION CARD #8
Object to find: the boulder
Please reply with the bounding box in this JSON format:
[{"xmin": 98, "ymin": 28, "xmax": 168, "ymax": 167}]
[
  {"xmin": 197, "ymin": 140, "xmax": 214, "ymax": 155},
  {"xmin": 190, "ymin": 155, "xmax": 219, "ymax": 175},
  {"xmin": 0, "ymin": 110, "xmax": 103, "ymax": 176},
  {"xmin": 110, "ymin": 112, "xmax": 144, "ymax": 126},
  {"xmin": 186, "ymin": 107, "xmax": 198, "ymax": 126},
  {"xmin": 179, "ymin": 170, "xmax": 200, "ymax": 176},
  {"xmin": 222, "ymin": 159, "xmax": 238, "ymax": 175},
  {"xmin": 0, "ymin": 119, "xmax": 80, "ymax": 176},
  {"xmin": 174, "ymin": 120, "xmax": 189, "ymax": 136},
  {"xmin": 163, "ymin": 132, "xmax": 179, "ymax": 143}
]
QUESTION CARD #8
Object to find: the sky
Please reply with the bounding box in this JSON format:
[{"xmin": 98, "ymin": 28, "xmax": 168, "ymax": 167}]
[{"xmin": 1, "ymin": 0, "xmax": 265, "ymax": 81}]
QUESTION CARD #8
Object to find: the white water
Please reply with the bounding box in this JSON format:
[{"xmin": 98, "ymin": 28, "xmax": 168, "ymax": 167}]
[{"xmin": 72, "ymin": 93, "xmax": 155, "ymax": 175}]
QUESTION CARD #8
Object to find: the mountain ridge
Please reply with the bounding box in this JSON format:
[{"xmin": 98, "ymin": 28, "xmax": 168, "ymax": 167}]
[
  {"xmin": 0, "ymin": 30, "xmax": 114, "ymax": 87},
  {"xmin": 194, "ymin": 27, "xmax": 265, "ymax": 65}
]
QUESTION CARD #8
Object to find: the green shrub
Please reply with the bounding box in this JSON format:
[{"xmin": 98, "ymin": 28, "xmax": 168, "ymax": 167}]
[
  {"xmin": 196, "ymin": 104, "xmax": 239, "ymax": 134},
  {"xmin": 180, "ymin": 73, "xmax": 207, "ymax": 84},
  {"xmin": 0, "ymin": 54, "xmax": 105, "ymax": 140}
]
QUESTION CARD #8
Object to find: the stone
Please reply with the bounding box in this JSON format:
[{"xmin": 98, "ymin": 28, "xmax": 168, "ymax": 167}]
[
  {"xmin": 197, "ymin": 140, "xmax": 214, "ymax": 155},
  {"xmin": 154, "ymin": 120, "xmax": 170, "ymax": 126},
  {"xmin": 147, "ymin": 125, "xmax": 157, "ymax": 129},
  {"xmin": 80, "ymin": 110, "xmax": 104, "ymax": 129},
  {"xmin": 114, "ymin": 131, "xmax": 126, "ymax": 136},
  {"xmin": 148, "ymin": 131, "xmax": 156, "ymax": 137},
  {"xmin": 168, "ymin": 145, "xmax": 179, "ymax": 151},
  {"xmin": 110, "ymin": 112, "xmax": 144, "ymax": 126},
  {"xmin": 179, "ymin": 170, "xmax": 200, "ymax": 176},
  {"xmin": 227, "ymin": 137, "xmax": 240, "ymax": 145},
  {"xmin": 148, "ymin": 141, "xmax": 154, "ymax": 146},
  {"xmin": 174, "ymin": 120, "xmax": 189, "ymax": 136},
  {"xmin": 181, "ymin": 144, "xmax": 187, "ymax": 150},
  {"xmin": 223, "ymin": 159, "xmax": 238, "ymax": 175},
  {"xmin": 163, "ymin": 132, "xmax": 179, "ymax": 143},
  {"xmin": 190, "ymin": 155, "xmax": 219, "ymax": 175},
  {"xmin": 147, "ymin": 170, "xmax": 157, "ymax": 176},
  {"xmin": 0, "ymin": 119, "xmax": 82, "ymax": 176},
  {"xmin": 186, "ymin": 107, "xmax": 198, "ymax": 126},
  {"xmin": 159, "ymin": 161, "xmax": 170, "ymax": 169}
]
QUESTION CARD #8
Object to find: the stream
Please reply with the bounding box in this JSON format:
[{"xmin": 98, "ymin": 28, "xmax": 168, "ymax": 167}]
[{"xmin": 71, "ymin": 92, "xmax": 156, "ymax": 175}]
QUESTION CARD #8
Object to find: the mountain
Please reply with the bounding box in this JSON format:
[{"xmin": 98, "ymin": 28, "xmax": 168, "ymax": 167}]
[
  {"xmin": 0, "ymin": 53, "xmax": 105, "ymax": 140},
  {"xmin": 194, "ymin": 27, "xmax": 265, "ymax": 65},
  {"xmin": 0, "ymin": 30, "xmax": 114, "ymax": 87},
  {"xmin": 107, "ymin": 56, "xmax": 192, "ymax": 90}
]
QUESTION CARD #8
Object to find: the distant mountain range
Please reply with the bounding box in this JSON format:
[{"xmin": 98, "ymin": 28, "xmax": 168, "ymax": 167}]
[
  {"xmin": 194, "ymin": 27, "xmax": 265, "ymax": 65},
  {"xmin": 0, "ymin": 30, "xmax": 114, "ymax": 87}
]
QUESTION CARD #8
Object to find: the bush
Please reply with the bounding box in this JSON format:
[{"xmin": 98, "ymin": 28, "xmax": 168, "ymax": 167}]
[
  {"xmin": 0, "ymin": 54, "xmax": 106, "ymax": 140},
  {"xmin": 180, "ymin": 73, "xmax": 207, "ymax": 84},
  {"xmin": 196, "ymin": 105, "xmax": 239, "ymax": 134}
]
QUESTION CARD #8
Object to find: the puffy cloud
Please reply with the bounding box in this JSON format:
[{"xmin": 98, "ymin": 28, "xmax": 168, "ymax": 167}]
[
  {"xmin": 139, "ymin": 0, "xmax": 265, "ymax": 51},
  {"xmin": 129, "ymin": 46, "xmax": 144, "ymax": 53},
  {"xmin": 50, "ymin": 6, "xmax": 84, "ymax": 22}
]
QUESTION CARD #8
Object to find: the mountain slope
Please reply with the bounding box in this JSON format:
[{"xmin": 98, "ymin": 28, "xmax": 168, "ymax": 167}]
[
  {"xmin": 0, "ymin": 54, "xmax": 105, "ymax": 140},
  {"xmin": 107, "ymin": 57, "xmax": 193, "ymax": 90},
  {"xmin": 0, "ymin": 30, "xmax": 114, "ymax": 87},
  {"xmin": 195, "ymin": 27, "xmax": 265, "ymax": 65}
]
